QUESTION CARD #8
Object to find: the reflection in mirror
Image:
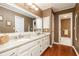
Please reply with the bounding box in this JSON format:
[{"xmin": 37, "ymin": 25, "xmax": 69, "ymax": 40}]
[
  {"xmin": 0, "ymin": 4, "xmax": 43, "ymax": 33},
  {"xmin": 33, "ymin": 17, "xmax": 43, "ymax": 33},
  {"xmin": 14, "ymin": 15, "xmax": 35, "ymax": 32},
  {"xmin": 15, "ymin": 16, "xmax": 24, "ymax": 32}
]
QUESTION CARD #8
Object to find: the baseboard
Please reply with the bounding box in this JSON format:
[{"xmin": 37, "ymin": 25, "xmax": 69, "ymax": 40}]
[
  {"xmin": 71, "ymin": 46, "xmax": 79, "ymax": 56},
  {"xmin": 53, "ymin": 42, "xmax": 79, "ymax": 56},
  {"xmin": 54, "ymin": 42, "xmax": 72, "ymax": 46},
  {"xmin": 53, "ymin": 42, "xmax": 60, "ymax": 44},
  {"xmin": 49, "ymin": 45, "xmax": 52, "ymax": 48}
]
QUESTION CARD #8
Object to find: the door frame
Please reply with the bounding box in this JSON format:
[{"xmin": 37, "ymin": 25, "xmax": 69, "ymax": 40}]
[{"xmin": 58, "ymin": 13, "xmax": 73, "ymax": 46}]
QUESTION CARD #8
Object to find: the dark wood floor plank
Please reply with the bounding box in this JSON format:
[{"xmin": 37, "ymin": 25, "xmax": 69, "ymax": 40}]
[{"xmin": 41, "ymin": 44, "xmax": 77, "ymax": 56}]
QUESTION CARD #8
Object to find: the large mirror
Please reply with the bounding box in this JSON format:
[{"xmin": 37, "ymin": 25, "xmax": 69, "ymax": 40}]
[
  {"xmin": 0, "ymin": 4, "xmax": 43, "ymax": 33},
  {"xmin": 14, "ymin": 16, "xmax": 42, "ymax": 33},
  {"xmin": 14, "ymin": 15, "xmax": 33, "ymax": 32}
]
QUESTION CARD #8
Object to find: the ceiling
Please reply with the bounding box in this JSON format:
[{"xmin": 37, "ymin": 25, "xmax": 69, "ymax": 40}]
[
  {"xmin": 59, "ymin": 13, "xmax": 72, "ymax": 19},
  {"xmin": 35, "ymin": 3, "xmax": 75, "ymax": 12}
]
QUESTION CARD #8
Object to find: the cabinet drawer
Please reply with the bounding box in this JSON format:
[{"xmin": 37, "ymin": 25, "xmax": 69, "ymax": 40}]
[
  {"xmin": 18, "ymin": 49, "xmax": 31, "ymax": 56},
  {"xmin": 0, "ymin": 48, "xmax": 17, "ymax": 56}
]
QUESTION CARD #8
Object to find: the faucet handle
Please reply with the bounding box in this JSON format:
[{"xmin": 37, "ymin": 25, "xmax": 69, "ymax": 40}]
[{"xmin": 18, "ymin": 34, "xmax": 24, "ymax": 38}]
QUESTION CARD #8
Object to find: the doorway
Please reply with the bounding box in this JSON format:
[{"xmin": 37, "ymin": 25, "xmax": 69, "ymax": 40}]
[{"xmin": 59, "ymin": 13, "xmax": 73, "ymax": 46}]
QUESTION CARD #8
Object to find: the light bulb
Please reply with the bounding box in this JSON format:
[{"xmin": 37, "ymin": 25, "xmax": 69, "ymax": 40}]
[
  {"xmin": 64, "ymin": 16, "xmax": 67, "ymax": 18},
  {"xmin": 35, "ymin": 7, "xmax": 39, "ymax": 11},
  {"xmin": 31, "ymin": 5, "xmax": 36, "ymax": 8}
]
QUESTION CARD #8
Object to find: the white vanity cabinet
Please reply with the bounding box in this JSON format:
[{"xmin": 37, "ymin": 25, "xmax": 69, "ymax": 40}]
[
  {"xmin": 31, "ymin": 36, "xmax": 50, "ymax": 56},
  {"xmin": 17, "ymin": 39, "xmax": 41, "ymax": 56},
  {"xmin": 16, "ymin": 44, "xmax": 32, "ymax": 56},
  {"xmin": 17, "ymin": 40, "xmax": 38, "ymax": 56},
  {"xmin": 0, "ymin": 34, "xmax": 50, "ymax": 56},
  {"xmin": 18, "ymin": 36, "xmax": 49, "ymax": 56},
  {"xmin": 16, "ymin": 35, "xmax": 50, "ymax": 56},
  {"xmin": 20, "ymin": 44, "xmax": 40, "ymax": 56}
]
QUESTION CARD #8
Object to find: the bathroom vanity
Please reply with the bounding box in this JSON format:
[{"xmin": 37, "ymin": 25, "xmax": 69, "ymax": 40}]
[{"xmin": 0, "ymin": 32, "xmax": 50, "ymax": 56}]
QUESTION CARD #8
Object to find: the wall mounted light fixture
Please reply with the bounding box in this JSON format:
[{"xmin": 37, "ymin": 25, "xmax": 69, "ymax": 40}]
[
  {"xmin": 25, "ymin": 3, "xmax": 39, "ymax": 11},
  {"xmin": 0, "ymin": 16, "xmax": 3, "ymax": 21},
  {"xmin": 6, "ymin": 20, "xmax": 11, "ymax": 26}
]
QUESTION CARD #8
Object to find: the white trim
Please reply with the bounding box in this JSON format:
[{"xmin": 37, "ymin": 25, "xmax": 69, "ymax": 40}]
[
  {"xmin": 59, "ymin": 14, "xmax": 61, "ymax": 42},
  {"xmin": 52, "ymin": 14, "xmax": 54, "ymax": 44},
  {"xmin": 49, "ymin": 45, "xmax": 52, "ymax": 48},
  {"xmin": 54, "ymin": 42, "xmax": 72, "ymax": 46},
  {"xmin": 53, "ymin": 42, "xmax": 60, "ymax": 44},
  {"xmin": 58, "ymin": 13, "xmax": 73, "ymax": 46},
  {"xmin": 53, "ymin": 42, "xmax": 79, "ymax": 56},
  {"xmin": 72, "ymin": 46, "xmax": 79, "ymax": 56},
  {"xmin": 75, "ymin": 14, "xmax": 77, "ymax": 41}
]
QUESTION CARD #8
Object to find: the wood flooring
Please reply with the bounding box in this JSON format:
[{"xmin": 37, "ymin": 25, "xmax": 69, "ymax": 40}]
[{"xmin": 41, "ymin": 44, "xmax": 77, "ymax": 56}]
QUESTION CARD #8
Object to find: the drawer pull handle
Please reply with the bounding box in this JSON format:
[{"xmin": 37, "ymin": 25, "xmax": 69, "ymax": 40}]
[{"xmin": 10, "ymin": 53, "xmax": 15, "ymax": 56}]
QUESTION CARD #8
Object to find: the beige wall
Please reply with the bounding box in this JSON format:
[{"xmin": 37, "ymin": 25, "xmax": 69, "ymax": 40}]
[
  {"xmin": 24, "ymin": 17, "xmax": 33, "ymax": 31},
  {"xmin": 0, "ymin": 6, "xmax": 33, "ymax": 33},
  {"xmin": 54, "ymin": 14, "xmax": 59, "ymax": 42}
]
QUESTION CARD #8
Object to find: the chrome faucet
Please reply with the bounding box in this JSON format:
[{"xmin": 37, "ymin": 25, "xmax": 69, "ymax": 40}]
[{"xmin": 18, "ymin": 34, "xmax": 23, "ymax": 38}]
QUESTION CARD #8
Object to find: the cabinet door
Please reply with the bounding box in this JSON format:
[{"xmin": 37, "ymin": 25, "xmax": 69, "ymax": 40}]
[
  {"xmin": 31, "ymin": 45, "xmax": 40, "ymax": 56},
  {"xmin": 43, "ymin": 38, "xmax": 48, "ymax": 51},
  {"xmin": 45, "ymin": 36, "xmax": 50, "ymax": 46},
  {"xmin": 17, "ymin": 40, "xmax": 38, "ymax": 56},
  {"xmin": 40, "ymin": 36, "xmax": 49, "ymax": 54},
  {"xmin": 41, "ymin": 38, "xmax": 46, "ymax": 53},
  {"xmin": 0, "ymin": 48, "xmax": 17, "ymax": 56},
  {"xmin": 17, "ymin": 40, "xmax": 40, "ymax": 56},
  {"xmin": 45, "ymin": 40, "xmax": 49, "ymax": 49}
]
